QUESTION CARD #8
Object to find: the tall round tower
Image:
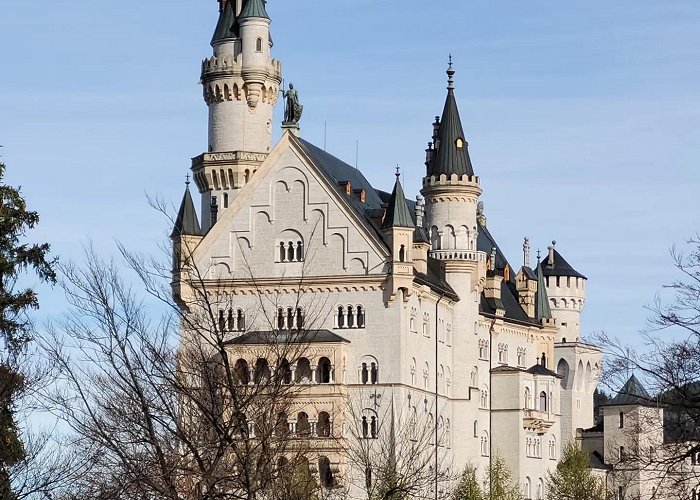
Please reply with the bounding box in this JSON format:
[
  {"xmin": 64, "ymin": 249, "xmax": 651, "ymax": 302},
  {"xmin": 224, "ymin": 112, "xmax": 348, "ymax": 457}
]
[
  {"xmin": 421, "ymin": 62, "xmax": 482, "ymax": 262},
  {"xmin": 193, "ymin": 0, "xmax": 282, "ymax": 231},
  {"xmin": 540, "ymin": 242, "xmax": 587, "ymax": 343}
]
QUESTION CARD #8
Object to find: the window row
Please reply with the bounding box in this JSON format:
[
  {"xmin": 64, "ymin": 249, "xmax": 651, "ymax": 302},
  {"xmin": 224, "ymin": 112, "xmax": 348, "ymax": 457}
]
[
  {"xmin": 408, "ymin": 359, "xmax": 451, "ymax": 395},
  {"xmin": 526, "ymin": 437, "xmax": 542, "ymax": 458},
  {"xmin": 218, "ymin": 309, "xmax": 246, "ymax": 332},
  {"xmin": 335, "ymin": 305, "xmax": 366, "ymax": 329},
  {"xmin": 276, "ymin": 307, "xmax": 304, "ymax": 330},
  {"xmin": 235, "ymin": 411, "xmax": 333, "ymax": 439},
  {"xmin": 232, "ymin": 357, "xmax": 335, "ymax": 385},
  {"xmin": 524, "ymin": 388, "xmax": 551, "ymax": 412},
  {"xmin": 277, "ymin": 241, "xmax": 305, "ymax": 263},
  {"xmin": 523, "ymin": 477, "xmax": 545, "ymax": 500}
]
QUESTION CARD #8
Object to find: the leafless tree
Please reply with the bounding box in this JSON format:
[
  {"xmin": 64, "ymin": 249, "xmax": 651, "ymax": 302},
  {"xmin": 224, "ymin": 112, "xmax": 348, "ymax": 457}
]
[
  {"xmin": 592, "ymin": 236, "xmax": 700, "ymax": 498},
  {"xmin": 342, "ymin": 388, "xmax": 453, "ymax": 500},
  {"xmin": 36, "ymin": 222, "xmax": 338, "ymax": 500}
]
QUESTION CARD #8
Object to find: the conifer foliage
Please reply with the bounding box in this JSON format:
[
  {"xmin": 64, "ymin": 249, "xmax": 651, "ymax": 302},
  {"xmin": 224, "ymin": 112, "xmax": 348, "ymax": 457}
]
[
  {"xmin": 545, "ymin": 441, "xmax": 607, "ymax": 500},
  {"xmin": 0, "ymin": 161, "xmax": 56, "ymax": 497}
]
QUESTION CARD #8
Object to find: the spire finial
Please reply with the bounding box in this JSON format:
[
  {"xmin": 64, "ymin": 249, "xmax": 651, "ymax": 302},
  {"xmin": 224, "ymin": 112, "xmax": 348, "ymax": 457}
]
[
  {"xmin": 447, "ymin": 54, "xmax": 455, "ymax": 90},
  {"xmin": 395, "ymin": 165, "xmax": 401, "ymax": 179},
  {"xmin": 523, "ymin": 237, "xmax": 531, "ymax": 268},
  {"xmin": 185, "ymin": 173, "xmax": 191, "ymax": 187},
  {"xmin": 537, "ymin": 249, "xmax": 542, "ymax": 261}
]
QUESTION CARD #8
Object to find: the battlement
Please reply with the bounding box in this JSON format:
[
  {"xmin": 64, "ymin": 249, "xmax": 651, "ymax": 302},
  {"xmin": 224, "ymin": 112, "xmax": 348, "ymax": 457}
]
[
  {"xmin": 430, "ymin": 249, "xmax": 486, "ymax": 263},
  {"xmin": 201, "ymin": 55, "xmax": 282, "ymax": 82},
  {"xmin": 422, "ymin": 173, "xmax": 480, "ymax": 188}
]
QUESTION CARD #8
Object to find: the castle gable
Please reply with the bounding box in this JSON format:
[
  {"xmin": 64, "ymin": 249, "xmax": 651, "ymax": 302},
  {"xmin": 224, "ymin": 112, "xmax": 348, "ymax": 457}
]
[{"xmin": 192, "ymin": 133, "xmax": 389, "ymax": 281}]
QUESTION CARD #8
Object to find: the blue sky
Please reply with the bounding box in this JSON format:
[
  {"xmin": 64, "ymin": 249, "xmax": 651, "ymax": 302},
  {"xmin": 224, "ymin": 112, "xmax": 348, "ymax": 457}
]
[{"xmin": 1, "ymin": 0, "xmax": 699, "ymax": 342}]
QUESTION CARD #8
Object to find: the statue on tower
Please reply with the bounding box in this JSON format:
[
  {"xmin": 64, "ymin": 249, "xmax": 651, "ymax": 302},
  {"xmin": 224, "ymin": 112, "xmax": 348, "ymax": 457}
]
[{"xmin": 282, "ymin": 83, "xmax": 303, "ymax": 125}]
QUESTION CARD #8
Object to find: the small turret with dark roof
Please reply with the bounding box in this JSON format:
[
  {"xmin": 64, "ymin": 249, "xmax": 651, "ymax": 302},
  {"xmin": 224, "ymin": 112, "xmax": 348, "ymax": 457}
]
[
  {"xmin": 211, "ymin": 0, "xmax": 239, "ymax": 44},
  {"xmin": 171, "ymin": 184, "xmax": 202, "ymax": 237},
  {"xmin": 535, "ymin": 254, "xmax": 553, "ymax": 321},
  {"xmin": 428, "ymin": 60, "xmax": 475, "ymax": 177},
  {"xmin": 239, "ymin": 0, "xmax": 270, "ymax": 19},
  {"xmin": 540, "ymin": 241, "xmax": 587, "ymax": 279},
  {"xmin": 606, "ymin": 374, "xmax": 655, "ymax": 407},
  {"xmin": 382, "ymin": 171, "xmax": 414, "ymax": 230}
]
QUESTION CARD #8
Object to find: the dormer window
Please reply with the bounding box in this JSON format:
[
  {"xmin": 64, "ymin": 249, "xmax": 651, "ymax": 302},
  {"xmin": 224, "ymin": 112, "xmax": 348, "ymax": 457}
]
[{"xmin": 455, "ymin": 138, "xmax": 464, "ymax": 149}]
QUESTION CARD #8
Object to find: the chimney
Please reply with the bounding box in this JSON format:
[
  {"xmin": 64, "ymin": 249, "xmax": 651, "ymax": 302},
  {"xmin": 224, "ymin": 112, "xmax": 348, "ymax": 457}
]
[
  {"xmin": 548, "ymin": 240, "xmax": 556, "ymax": 266},
  {"xmin": 210, "ymin": 196, "xmax": 219, "ymax": 227},
  {"xmin": 432, "ymin": 116, "xmax": 440, "ymax": 143}
]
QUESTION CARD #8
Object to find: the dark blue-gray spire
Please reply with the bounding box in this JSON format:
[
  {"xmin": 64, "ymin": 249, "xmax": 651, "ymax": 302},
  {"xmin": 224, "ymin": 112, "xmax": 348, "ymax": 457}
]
[
  {"xmin": 428, "ymin": 59, "xmax": 475, "ymax": 177},
  {"xmin": 171, "ymin": 183, "xmax": 201, "ymax": 237},
  {"xmin": 535, "ymin": 254, "xmax": 552, "ymax": 321},
  {"xmin": 239, "ymin": 0, "xmax": 270, "ymax": 19},
  {"xmin": 382, "ymin": 170, "xmax": 414, "ymax": 230},
  {"xmin": 211, "ymin": 0, "xmax": 239, "ymax": 45}
]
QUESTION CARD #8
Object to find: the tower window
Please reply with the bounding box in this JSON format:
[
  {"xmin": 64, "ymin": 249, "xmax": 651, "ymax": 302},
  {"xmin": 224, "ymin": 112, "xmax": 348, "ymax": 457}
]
[
  {"xmin": 256, "ymin": 37, "xmax": 263, "ymax": 52},
  {"xmin": 223, "ymin": 192, "xmax": 229, "ymax": 208},
  {"xmin": 619, "ymin": 411, "xmax": 624, "ymax": 428},
  {"xmin": 399, "ymin": 244, "xmax": 406, "ymax": 262},
  {"xmin": 455, "ymin": 138, "xmax": 464, "ymax": 149}
]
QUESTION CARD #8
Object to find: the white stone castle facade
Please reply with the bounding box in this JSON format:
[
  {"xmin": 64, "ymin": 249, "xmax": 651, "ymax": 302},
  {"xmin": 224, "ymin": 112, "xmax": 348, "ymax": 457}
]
[{"xmin": 171, "ymin": 1, "xmax": 605, "ymax": 498}]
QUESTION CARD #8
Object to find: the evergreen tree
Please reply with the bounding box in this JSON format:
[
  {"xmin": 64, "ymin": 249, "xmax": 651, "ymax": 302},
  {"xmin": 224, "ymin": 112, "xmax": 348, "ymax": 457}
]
[
  {"xmin": 0, "ymin": 160, "xmax": 56, "ymax": 498},
  {"xmin": 452, "ymin": 465, "xmax": 485, "ymax": 500},
  {"xmin": 545, "ymin": 441, "xmax": 607, "ymax": 500},
  {"xmin": 485, "ymin": 456, "xmax": 522, "ymax": 500}
]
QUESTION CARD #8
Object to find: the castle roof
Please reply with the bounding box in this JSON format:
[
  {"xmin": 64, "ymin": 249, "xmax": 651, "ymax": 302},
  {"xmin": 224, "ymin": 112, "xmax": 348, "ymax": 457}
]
[
  {"xmin": 382, "ymin": 174, "xmax": 414, "ymax": 229},
  {"xmin": 239, "ymin": 0, "xmax": 270, "ymax": 20},
  {"xmin": 171, "ymin": 186, "xmax": 201, "ymax": 237},
  {"xmin": 428, "ymin": 64, "xmax": 475, "ymax": 177},
  {"xmin": 539, "ymin": 248, "xmax": 587, "ymax": 279},
  {"xmin": 211, "ymin": 0, "xmax": 239, "ymax": 44},
  {"xmin": 606, "ymin": 374, "xmax": 655, "ymax": 407}
]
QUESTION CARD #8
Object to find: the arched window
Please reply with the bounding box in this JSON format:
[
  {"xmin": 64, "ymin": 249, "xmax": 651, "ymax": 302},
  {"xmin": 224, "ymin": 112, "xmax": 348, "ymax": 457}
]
[
  {"xmin": 539, "ymin": 391, "xmax": 547, "ymax": 411},
  {"xmin": 255, "ymin": 37, "xmax": 263, "ymax": 52},
  {"xmin": 619, "ymin": 411, "xmax": 624, "ymax": 429},
  {"xmin": 399, "ymin": 245, "xmax": 406, "ymax": 262},
  {"xmin": 295, "ymin": 358, "xmax": 312, "ymax": 383},
  {"xmin": 480, "ymin": 387, "xmax": 488, "ymax": 409},
  {"xmin": 541, "ymin": 352, "xmax": 547, "ymax": 367},
  {"xmin": 347, "ymin": 305, "xmax": 355, "ymax": 328},
  {"xmin": 296, "ymin": 241, "xmax": 303, "ymax": 261},
  {"xmin": 537, "ymin": 478, "xmax": 544, "ymax": 499},
  {"xmin": 218, "ymin": 310, "xmax": 225, "ymax": 332},
  {"xmin": 277, "ymin": 308, "xmax": 284, "ymax": 330},
  {"xmin": 371, "ymin": 362, "xmax": 378, "ymax": 384},
  {"xmin": 237, "ymin": 309, "xmax": 245, "ymax": 331},
  {"xmin": 370, "ymin": 415, "xmax": 377, "ymax": 438},
  {"xmin": 254, "ymin": 358, "xmax": 270, "ymax": 384},
  {"xmin": 296, "ymin": 307, "xmax": 303, "ymax": 329},
  {"xmin": 234, "ymin": 359, "xmax": 249, "ymax": 385},
  {"xmin": 319, "ymin": 456, "xmax": 334, "ymax": 488},
  {"xmin": 470, "ymin": 367, "xmax": 478, "ymax": 387},
  {"xmin": 481, "ymin": 431, "xmax": 489, "ymax": 456},
  {"xmin": 296, "ymin": 412, "xmax": 310, "ymax": 436},
  {"xmin": 524, "ymin": 477, "xmax": 531, "ymax": 499},
  {"xmin": 473, "ymin": 420, "xmax": 478, "ymax": 437},
  {"xmin": 410, "ymin": 358, "xmax": 416, "ymax": 385},
  {"xmin": 318, "ymin": 357, "xmax": 332, "ymax": 384},
  {"xmin": 286, "ymin": 241, "xmax": 294, "ymax": 262},
  {"xmin": 223, "ymin": 192, "xmax": 229, "ymax": 208},
  {"xmin": 317, "ymin": 411, "xmax": 331, "ymax": 438},
  {"xmin": 361, "ymin": 362, "xmax": 368, "ymax": 384},
  {"xmin": 362, "ymin": 416, "xmax": 368, "ymax": 438},
  {"xmin": 279, "ymin": 242, "xmax": 286, "ymax": 262},
  {"xmin": 227, "ymin": 309, "xmax": 234, "ymax": 331},
  {"xmin": 287, "ymin": 307, "xmax": 294, "ymax": 330},
  {"xmin": 524, "ymin": 387, "xmax": 531, "ymax": 409},
  {"xmin": 337, "ymin": 306, "xmax": 345, "ymax": 328},
  {"xmin": 278, "ymin": 359, "xmax": 292, "ymax": 384},
  {"xmin": 357, "ymin": 305, "xmax": 365, "ymax": 328}
]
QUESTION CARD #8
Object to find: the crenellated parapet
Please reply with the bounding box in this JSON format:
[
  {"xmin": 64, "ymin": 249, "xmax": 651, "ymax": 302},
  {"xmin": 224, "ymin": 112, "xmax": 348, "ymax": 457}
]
[
  {"xmin": 201, "ymin": 55, "xmax": 281, "ymax": 107},
  {"xmin": 191, "ymin": 151, "xmax": 269, "ymax": 194},
  {"xmin": 422, "ymin": 173, "xmax": 481, "ymax": 201}
]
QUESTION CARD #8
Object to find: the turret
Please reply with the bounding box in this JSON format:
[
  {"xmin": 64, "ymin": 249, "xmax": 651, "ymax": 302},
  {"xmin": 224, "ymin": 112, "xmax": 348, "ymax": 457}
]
[
  {"xmin": 193, "ymin": 0, "xmax": 282, "ymax": 231},
  {"xmin": 382, "ymin": 171, "xmax": 415, "ymax": 303},
  {"xmin": 171, "ymin": 182, "xmax": 203, "ymax": 308},
  {"xmin": 539, "ymin": 241, "xmax": 586, "ymax": 343},
  {"xmin": 421, "ymin": 60, "xmax": 483, "ymax": 278},
  {"xmin": 412, "ymin": 196, "xmax": 430, "ymax": 275}
]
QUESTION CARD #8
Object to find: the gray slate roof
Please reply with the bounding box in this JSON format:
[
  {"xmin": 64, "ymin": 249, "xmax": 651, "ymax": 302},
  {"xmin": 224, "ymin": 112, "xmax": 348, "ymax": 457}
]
[
  {"xmin": 211, "ymin": 0, "xmax": 239, "ymax": 44},
  {"xmin": 540, "ymin": 248, "xmax": 587, "ymax": 279},
  {"xmin": 478, "ymin": 224, "xmax": 540, "ymax": 326},
  {"xmin": 382, "ymin": 176, "xmax": 415, "ymax": 229},
  {"xmin": 429, "ymin": 67, "xmax": 475, "ymax": 177},
  {"xmin": 606, "ymin": 374, "xmax": 655, "ymax": 406},
  {"xmin": 239, "ymin": 0, "xmax": 270, "ymax": 19},
  {"xmin": 171, "ymin": 186, "xmax": 201, "ymax": 237},
  {"xmin": 225, "ymin": 329, "xmax": 350, "ymax": 345}
]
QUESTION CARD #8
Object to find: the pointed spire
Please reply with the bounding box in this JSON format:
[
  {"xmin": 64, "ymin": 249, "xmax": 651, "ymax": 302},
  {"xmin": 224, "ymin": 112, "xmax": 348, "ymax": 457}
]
[
  {"xmin": 239, "ymin": 0, "xmax": 270, "ymax": 19},
  {"xmin": 211, "ymin": 0, "xmax": 239, "ymax": 45},
  {"xmin": 535, "ymin": 254, "xmax": 552, "ymax": 321},
  {"xmin": 171, "ymin": 183, "xmax": 202, "ymax": 237},
  {"xmin": 382, "ymin": 169, "xmax": 414, "ymax": 230},
  {"xmin": 609, "ymin": 374, "xmax": 654, "ymax": 406},
  {"xmin": 428, "ymin": 58, "xmax": 475, "ymax": 177}
]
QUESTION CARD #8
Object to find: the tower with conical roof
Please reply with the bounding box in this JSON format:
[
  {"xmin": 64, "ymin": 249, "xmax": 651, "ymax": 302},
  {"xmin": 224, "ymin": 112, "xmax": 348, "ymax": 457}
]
[
  {"xmin": 192, "ymin": 0, "xmax": 282, "ymax": 231},
  {"xmin": 382, "ymin": 171, "xmax": 415, "ymax": 302}
]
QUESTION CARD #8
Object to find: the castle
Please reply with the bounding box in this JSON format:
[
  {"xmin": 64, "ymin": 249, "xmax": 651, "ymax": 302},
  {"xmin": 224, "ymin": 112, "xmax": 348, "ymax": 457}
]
[{"xmin": 170, "ymin": 1, "xmax": 605, "ymax": 497}]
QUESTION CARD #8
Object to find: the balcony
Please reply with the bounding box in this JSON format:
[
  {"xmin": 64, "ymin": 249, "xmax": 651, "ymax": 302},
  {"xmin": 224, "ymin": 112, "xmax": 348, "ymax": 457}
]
[{"xmin": 522, "ymin": 408, "xmax": 554, "ymax": 433}]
